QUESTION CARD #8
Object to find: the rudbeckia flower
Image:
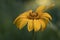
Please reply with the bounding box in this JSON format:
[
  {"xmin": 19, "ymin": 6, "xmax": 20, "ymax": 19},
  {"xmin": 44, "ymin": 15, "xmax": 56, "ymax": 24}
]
[{"xmin": 13, "ymin": 6, "xmax": 52, "ymax": 32}]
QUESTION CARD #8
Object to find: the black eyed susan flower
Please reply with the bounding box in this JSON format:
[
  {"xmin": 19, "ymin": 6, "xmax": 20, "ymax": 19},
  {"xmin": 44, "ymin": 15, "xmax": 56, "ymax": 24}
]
[{"xmin": 13, "ymin": 6, "xmax": 52, "ymax": 32}]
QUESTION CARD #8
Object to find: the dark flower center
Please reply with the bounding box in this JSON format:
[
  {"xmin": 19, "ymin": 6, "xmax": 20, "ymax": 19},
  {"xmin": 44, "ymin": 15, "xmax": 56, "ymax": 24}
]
[
  {"xmin": 30, "ymin": 12, "xmax": 38, "ymax": 17},
  {"xmin": 28, "ymin": 12, "xmax": 40, "ymax": 19}
]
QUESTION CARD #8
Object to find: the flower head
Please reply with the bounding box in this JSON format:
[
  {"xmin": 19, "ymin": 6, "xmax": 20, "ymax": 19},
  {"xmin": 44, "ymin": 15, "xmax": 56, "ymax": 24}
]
[{"xmin": 13, "ymin": 6, "xmax": 52, "ymax": 32}]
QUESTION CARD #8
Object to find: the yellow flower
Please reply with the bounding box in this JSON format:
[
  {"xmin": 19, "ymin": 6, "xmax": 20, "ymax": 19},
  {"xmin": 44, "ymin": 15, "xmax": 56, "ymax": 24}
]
[{"xmin": 13, "ymin": 6, "xmax": 52, "ymax": 32}]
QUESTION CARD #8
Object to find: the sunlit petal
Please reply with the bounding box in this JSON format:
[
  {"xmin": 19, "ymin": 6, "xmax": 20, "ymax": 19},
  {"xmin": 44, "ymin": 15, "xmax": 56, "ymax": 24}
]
[
  {"xmin": 13, "ymin": 10, "xmax": 32, "ymax": 24},
  {"xmin": 27, "ymin": 19, "xmax": 33, "ymax": 32},
  {"xmin": 34, "ymin": 19, "xmax": 41, "ymax": 31},
  {"xmin": 36, "ymin": 6, "xmax": 46, "ymax": 13}
]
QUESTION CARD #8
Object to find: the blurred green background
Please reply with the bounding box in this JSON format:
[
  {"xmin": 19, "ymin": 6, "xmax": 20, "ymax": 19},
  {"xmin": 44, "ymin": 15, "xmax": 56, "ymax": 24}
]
[{"xmin": 0, "ymin": 0, "xmax": 60, "ymax": 40}]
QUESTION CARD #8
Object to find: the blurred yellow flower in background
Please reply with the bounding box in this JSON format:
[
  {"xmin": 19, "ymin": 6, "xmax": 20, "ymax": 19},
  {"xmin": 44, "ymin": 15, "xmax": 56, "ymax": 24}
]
[{"xmin": 13, "ymin": 5, "xmax": 52, "ymax": 32}]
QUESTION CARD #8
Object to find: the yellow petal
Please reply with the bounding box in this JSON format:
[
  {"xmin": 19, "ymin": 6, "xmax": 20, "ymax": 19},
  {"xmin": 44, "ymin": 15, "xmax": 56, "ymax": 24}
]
[
  {"xmin": 13, "ymin": 10, "xmax": 32, "ymax": 24},
  {"xmin": 42, "ymin": 13, "xmax": 52, "ymax": 20},
  {"xmin": 18, "ymin": 19, "xmax": 27, "ymax": 30},
  {"xmin": 15, "ymin": 18, "xmax": 24, "ymax": 28},
  {"xmin": 39, "ymin": 19, "xmax": 46, "ymax": 31},
  {"xmin": 15, "ymin": 19, "xmax": 21, "ymax": 27},
  {"xmin": 34, "ymin": 19, "xmax": 41, "ymax": 32},
  {"xmin": 27, "ymin": 19, "xmax": 33, "ymax": 32},
  {"xmin": 41, "ymin": 17, "xmax": 49, "ymax": 24},
  {"xmin": 36, "ymin": 6, "xmax": 46, "ymax": 13}
]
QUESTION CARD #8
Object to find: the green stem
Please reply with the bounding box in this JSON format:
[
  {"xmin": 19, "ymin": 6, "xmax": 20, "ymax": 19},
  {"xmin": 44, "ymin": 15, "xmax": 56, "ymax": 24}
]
[
  {"xmin": 33, "ymin": 31, "xmax": 34, "ymax": 40},
  {"xmin": 33, "ymin": 31, "xmax": 36, "ymax": 40}
]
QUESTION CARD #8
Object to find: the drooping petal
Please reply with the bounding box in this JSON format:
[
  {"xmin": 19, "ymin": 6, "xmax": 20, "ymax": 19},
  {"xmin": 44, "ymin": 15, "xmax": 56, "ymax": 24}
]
[
  {"xmin": 27, "ymin": 19, "xmax": 33, "ymax": 32},
  {"xmin": 17, "ymin": 18, "xmax": 28, "ymax": 30},
  {"xmin": 42, "ymin": 13, "xmax": 52, "ymax": 20},
  {"xmin": 34, "ymin": 19, "xmax": 41, "ymax": 32},
  {"xmin": 39, "ymin": 19, "xmax": 46, "ymax": 31},
  {"xmin": 41, "ymin": 17, "xmax": 49, "ymax": 24},
  {"xmin": 13, "ymin": 10, "xmax": 32, "ymax": 24}
]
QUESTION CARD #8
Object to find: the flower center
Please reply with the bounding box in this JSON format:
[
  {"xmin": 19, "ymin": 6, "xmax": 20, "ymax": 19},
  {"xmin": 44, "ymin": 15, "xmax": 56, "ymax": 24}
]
[
  {"xmin": 30, "ymin": 12, "xmax": 38, "ymax": 17},
  {"xmin": 28, "ymin": 12, "xmax": 40, "ymax": 19}
]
